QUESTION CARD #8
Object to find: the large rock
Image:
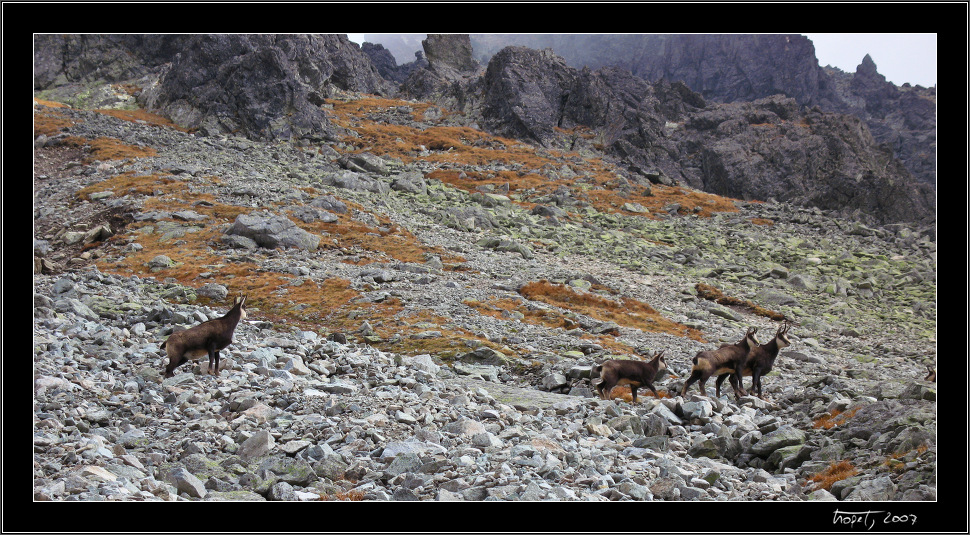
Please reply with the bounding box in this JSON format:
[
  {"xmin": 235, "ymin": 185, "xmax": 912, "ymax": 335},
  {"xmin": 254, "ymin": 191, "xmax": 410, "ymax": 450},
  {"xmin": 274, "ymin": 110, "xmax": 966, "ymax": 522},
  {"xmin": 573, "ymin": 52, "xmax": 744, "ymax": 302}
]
[
  {"xmin": 140, "ymin": 34, "xmax": 394, "ymax": 140},
  {"xmin": 747, "ymin": 425, "xmax": 807, "ymax": 457},
  {"xmin": 226, "ymin": 212, "xmax": 320, "ymax": 251}
]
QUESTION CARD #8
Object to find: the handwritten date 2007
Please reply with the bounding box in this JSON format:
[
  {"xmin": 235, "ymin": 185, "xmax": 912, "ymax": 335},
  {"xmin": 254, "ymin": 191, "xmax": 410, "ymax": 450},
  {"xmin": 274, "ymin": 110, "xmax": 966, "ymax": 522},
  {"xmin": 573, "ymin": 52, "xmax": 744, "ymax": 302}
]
[{"xmin": 833, "ymin": 509, "xmax": 918, "ymax": 530}]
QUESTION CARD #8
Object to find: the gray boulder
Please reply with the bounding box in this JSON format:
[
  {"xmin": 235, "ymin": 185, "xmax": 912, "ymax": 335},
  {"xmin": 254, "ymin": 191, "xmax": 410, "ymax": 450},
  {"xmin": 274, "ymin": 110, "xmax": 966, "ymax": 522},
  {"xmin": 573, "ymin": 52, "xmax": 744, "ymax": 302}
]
[{"xmin": 226, "ymin": 212, "xmax": 320, "ymax": 251}]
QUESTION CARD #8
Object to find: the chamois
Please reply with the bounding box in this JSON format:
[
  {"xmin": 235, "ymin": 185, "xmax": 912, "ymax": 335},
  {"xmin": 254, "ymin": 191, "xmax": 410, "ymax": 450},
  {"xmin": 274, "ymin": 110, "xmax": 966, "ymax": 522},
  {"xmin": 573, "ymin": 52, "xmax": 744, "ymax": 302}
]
[
  {"xmin": 593, "ymin": 351, "xmax": 668, "ymax": 402},
  {"xmin": 924, "ymin": 365, "xmax": 936, "ymax": 382},
  {"xmin": 161, "ymin": 295, "xmax": 248, "ymax": 378},
  {"xmin": 717, "ymin": 320, "xmax": 792, "ymax": 400},
  {"xmin": 680, "ymin": 327, "xmax": 759, "ymax": 401}
]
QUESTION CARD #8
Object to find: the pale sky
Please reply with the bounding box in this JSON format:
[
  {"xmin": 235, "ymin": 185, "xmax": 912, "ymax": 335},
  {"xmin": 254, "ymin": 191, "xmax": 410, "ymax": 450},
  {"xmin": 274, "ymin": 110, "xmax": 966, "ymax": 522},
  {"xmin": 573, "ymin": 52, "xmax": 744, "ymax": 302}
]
[
  {"xmin": 348, "ymin": 33, "xmax": 937, "ymax": 88},
  {"xmin": 804, "ymin": 33, "xmax": 936, "ymax": 87}
]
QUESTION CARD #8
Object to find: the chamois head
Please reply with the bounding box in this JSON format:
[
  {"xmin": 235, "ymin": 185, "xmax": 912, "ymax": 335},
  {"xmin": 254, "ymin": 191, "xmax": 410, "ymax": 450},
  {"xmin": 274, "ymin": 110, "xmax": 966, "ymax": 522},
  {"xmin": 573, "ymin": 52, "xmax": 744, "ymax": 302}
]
[
  {"xmin": 774, "ymin": 320, "xmax": 792, "ymax": 349},
  {"xmin": 235, "ymin": 294, "xmax": 249, "ymax": 320},
  {"xmin": 924, "ymin": 365, "xmax": 936, "ymax": 382}
]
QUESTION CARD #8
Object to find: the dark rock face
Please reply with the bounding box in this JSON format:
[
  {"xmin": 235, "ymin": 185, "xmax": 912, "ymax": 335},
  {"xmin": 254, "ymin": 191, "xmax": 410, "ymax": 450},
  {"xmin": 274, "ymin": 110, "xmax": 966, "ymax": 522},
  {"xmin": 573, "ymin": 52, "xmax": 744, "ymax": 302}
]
[
  {"xmin": 141, "ymin": 34, "xmax": 394, "ymax": 141},
  {"xmin": 360, "ymin": 42, "xmax": 427, "ymax": 84},
  {"xmin": 400, "ymin": 34, "xmax": 481, "ymax": 112},
  {"xmin": 448, "ymin": 43, "xmax": 933, "ymax": 224},
  {"xmin": 33, "ymin": 34, "xmax": 179, "ymax": 89},
  {"xmin": 470, "ymin": 34, "xmax": 936, "ymax": 189},
  {"xmin": 35, "ymin": 34, "xmax": 395, "ymax": 142},
  {"xmin": 472, "ymin": 34, "xmax": 831, "ymax": 105},
  {"xmin": 479, "ymin": 47, "xmax": 576, "ymax": 145},
  {"xmin": 672, "ymin": 96, "xmax": 935, "ymax": 224}
]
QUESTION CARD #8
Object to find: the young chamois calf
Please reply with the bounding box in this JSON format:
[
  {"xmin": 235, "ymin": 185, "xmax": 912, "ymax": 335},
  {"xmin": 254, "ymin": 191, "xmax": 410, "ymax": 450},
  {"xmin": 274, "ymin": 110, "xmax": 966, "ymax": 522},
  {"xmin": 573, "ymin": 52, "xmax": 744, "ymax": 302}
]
[
  {"xmin": 716, "ymin": 320, "xmax": 792, "ymax": 400},
  {"xmin": 161, "ymin": 295, "xmax": 248, "ymax": 378},
  {"xmin": 680, "ymin": 327, "xmax": 759, "ymax": 401},
  {"xmin": 593, "ymin": 351, "xmax": 668, "ymax": 402}
]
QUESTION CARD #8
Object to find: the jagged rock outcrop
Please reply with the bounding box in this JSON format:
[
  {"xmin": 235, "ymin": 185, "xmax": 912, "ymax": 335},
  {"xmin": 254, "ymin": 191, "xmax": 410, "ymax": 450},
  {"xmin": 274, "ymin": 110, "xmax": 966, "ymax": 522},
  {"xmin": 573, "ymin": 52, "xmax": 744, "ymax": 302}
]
[
  {"xmin": 479, "ymin": 47, "xmax": 577, "ymax": 145},
  {"xmin": 827, "ymin": 55, "xmax": 936, "ymax": 187},
  {"xmin": 360, "ymin": 42, "xmax": 427, "ymax": 84},
  {"xmin": 33, "ymin": 35, "xmax": 178, "ymax": 90},
  {"xmin": 672, "ymin": 96, "xmax": 935, "ymax": 224},
  {"xmin": 471, "ymin": 34, "xmax": 836, "ymax": 106},
  {"xmin": 400, "ymin": 34, "xmax": 482, "ymax": 114},
  {"xmin": 443, "ymin": 44, "xmax": 934, "ymax": 224},
  {"xmin": 34, "ymin": 34, "xmax": 395, "ymax": 142},
  {"xmin": 468, "ymin": 34, "xmax": 936, "ymax": 188},
  {"xmin": 141, "ymin": 34, "xmax": 394, "ymax": 140}
]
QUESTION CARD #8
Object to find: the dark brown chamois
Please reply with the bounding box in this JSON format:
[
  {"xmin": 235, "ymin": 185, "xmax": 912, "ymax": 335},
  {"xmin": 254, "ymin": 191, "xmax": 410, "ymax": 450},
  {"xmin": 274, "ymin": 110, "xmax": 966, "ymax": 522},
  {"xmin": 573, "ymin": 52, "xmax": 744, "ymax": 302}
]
[
  {"xmin": 161, "ymin": 295, "xmax": 248, "ymax": 378},
  {"xmin": 924, "ymin": 365, "xmax": 936, "ymax": 382},
  {"xmin": 593, "ymin": 351, "xmax": 668, "ymax": 402},
  {"xmin": 717, "ymin": 320, "xmax": 792, "ymax": 400},
  {"xmin": 680, "ymin": 327, "xmax": 759, "ymax": 401}
]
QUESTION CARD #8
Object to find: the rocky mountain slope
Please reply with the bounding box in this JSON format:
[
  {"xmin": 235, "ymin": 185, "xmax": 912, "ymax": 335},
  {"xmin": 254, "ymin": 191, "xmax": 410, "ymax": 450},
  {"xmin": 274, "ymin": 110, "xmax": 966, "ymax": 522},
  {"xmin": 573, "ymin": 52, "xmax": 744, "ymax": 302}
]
[
  {"xmin": 373, "ymin": 33, "xmax": 938, "ymax": 190},
  {"xmin": 32, "ymin": 34, "xmax": 938, "ymax": 511}
]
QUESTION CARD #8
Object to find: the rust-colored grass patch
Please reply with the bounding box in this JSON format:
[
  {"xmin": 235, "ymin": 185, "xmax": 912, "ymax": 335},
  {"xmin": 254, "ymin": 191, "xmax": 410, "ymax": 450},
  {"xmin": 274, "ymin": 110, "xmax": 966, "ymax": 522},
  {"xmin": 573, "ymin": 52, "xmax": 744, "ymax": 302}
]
[
  {"xmin": 34, "ymin": 105, "xmax": 77, "ymax": 137},
  {"xmin": 808, "ymin": 460, "xmax": 859, "ymax": 491},
  {"xmin": 463, "ymin": 297, "xmax": 570, "ymax": 330},
  {"xmin": 327, "ymin": 96, "xmax": 435, "ymax": 120},
  {"xmin": 34, "ymin": 98, "xmax": 71, "ymax": 109},
  {"xmin": 94, "ymin": 108, "xmax": 192, "ymax": 132},
  {"xmin": 749, "ymin": 217, "xmax": 775, "ymax": 226},
  {"xmin": 288, "ymin": 194, "xmax": 464, "ymax": 266},
  {"xmin": 695, "ymin": 283, "xmax": 787, "ymax": 321},
  {"xmin": 519, "ymin": 280, "xmax": 705, "ymax": 341},
  {"xmin": 62, "ymin": 136, "xmax": 157, "ymax": 163},
  {"xmin": 812, "ymin": 407, "xmax": 860, "ymax": 430},
  {"xmin": 583, "ymin": 180, "xmax": 741, "ymax": 219},
  {"xmin": 605, "ymin": 384, "xmax": 673, "ymax": 402},
  {"xmin": 318, "ymin": 489, "xmax": 366, "ymax": 501},
  {"xmin": 76, "ymin": 172, "xmax": 194, "ymax": 201},
  {"xmin": 325, "ymin": 95, "xmax": 744, "ymax": 225},
  {"xmin": 881, "ymin": 444, "xmax": 930, "ymax": 472}
]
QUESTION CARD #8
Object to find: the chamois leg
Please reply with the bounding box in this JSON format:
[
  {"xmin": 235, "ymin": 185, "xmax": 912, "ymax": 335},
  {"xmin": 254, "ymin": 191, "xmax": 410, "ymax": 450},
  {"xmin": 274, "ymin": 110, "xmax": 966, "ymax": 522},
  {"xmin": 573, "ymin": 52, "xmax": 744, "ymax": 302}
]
[
  {"xmin": 715, "ymin": 373, "xmax": 728, "ymax": 398},
  {"xmin": 629, "ymin": 385, "xmax": 638, "ymax": 403},
  {"xmin": 596, "ymin": 380, "xmax": 612, "ymax": 400},
  {"xmin": 701, "ymin": 378, "xmax": 711, "ymax": 398},
  {"xmin": 751, "ymin": 370, "xmax": 764, "ymax": 399},
  {"xmin": 680, "ymin": 371, "xmax": 702, "ymax": 397},
  {"xmin": 165, "ymin": 354, "xmax": 188, "ymax": 378},
  {"xmin": 728, "ymin": 372, "xmax": 747, "ymax": 399}
]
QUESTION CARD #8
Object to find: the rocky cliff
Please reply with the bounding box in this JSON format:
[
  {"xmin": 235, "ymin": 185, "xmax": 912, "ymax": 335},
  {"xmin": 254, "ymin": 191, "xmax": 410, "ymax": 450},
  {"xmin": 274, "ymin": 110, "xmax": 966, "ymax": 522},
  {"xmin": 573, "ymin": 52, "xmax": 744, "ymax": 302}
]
[
  {"xmin": 401, "ymin": 41, "xmax": 934, "ymax": 226},
  {"xmin": 467, "ymin": 34, "xmax": 937, "ymax": 189},
  {"xmin": 34, "ymin": 33, "xmax": 935, "ymax": 225}
]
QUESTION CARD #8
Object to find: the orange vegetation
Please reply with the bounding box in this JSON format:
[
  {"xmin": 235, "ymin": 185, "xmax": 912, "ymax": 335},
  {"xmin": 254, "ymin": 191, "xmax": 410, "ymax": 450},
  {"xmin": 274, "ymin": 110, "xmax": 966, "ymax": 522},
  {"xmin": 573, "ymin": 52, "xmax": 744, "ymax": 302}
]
[
  {"xmin": 606, "ymin": 385, "xmax": 672, "ymax": 402},
  {"xmin": 808, "ymin": 460, "xmax": 859, "ymax": 491},
  {"xmin": 518, "ymin": 280, "xmax": 705, "ymax": 341},
  {"xmin": 61, "ymin": 136, "xmax": 158, "ymax": 163},
  {"xmin": 695, "ymin": 283, "xmax": 787, "ymax": 321},
  {"xmin": 34, "ymin": 105, "xmax": 77, "ymax": 137},
  {"xmin": 324, "ymin": 96, "xmax": 743, "ymax": 222},
  {"xmin": 287, "ymin": 191, "xmax": 464, "ymax": 266},
  {"xmin": 93, "ymin": 108, "xmax": 192, "ymax": 132},
  {"xmin": 318, "ymin": 489, "xmax": 366, "ymax": 501},
  {"xmin": 812, "ymin": 407, "xmax": 860, "ymax": 430}
]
